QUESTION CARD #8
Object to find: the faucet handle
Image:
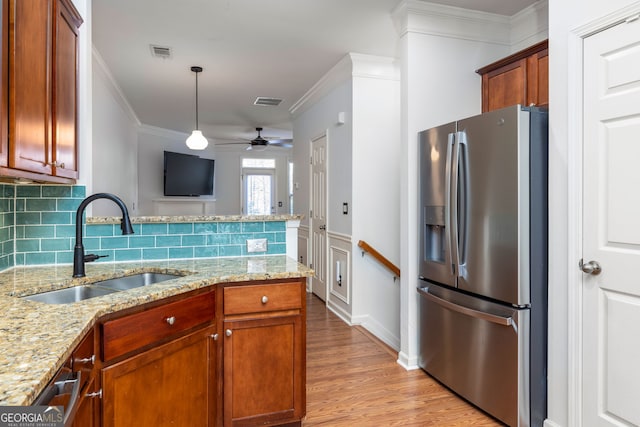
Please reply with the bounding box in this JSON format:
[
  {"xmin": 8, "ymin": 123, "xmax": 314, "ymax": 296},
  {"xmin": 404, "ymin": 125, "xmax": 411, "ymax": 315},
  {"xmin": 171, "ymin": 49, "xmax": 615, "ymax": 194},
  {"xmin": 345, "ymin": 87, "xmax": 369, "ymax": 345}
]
[{"xmin": 84, "ymin": 254, "xmax": 109, "ymax": 263}]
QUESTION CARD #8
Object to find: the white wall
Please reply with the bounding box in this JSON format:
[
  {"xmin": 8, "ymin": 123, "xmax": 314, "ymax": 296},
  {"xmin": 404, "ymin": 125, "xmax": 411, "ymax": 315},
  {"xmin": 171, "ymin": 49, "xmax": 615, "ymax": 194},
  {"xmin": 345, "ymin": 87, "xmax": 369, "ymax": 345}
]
[
  {"xmin": 547, "ymin": 1, "xmax": 638, "ymax": 426},
  {"xmin": 137, "ymin": 127, "xmax": 291, "ymax": 216},
  {"xmin": 91, "ymin": 50, "xmax": 139, "ymax": 216}
]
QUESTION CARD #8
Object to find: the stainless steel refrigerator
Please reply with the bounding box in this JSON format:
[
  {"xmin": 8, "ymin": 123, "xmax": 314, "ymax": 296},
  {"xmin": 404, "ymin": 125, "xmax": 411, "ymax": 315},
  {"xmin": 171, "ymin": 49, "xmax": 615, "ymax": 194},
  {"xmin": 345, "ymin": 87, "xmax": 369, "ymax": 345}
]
[{"xmin": 417, "ymin": 105, "xmax": 547, "ymax": 427}]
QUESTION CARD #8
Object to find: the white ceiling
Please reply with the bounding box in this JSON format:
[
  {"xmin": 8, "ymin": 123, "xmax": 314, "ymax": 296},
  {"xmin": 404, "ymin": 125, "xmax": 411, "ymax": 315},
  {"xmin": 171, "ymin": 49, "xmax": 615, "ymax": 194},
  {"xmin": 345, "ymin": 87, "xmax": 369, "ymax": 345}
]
[{"xmin": 92, "ymin": 0, "xmax": 537, "ymax": 144}]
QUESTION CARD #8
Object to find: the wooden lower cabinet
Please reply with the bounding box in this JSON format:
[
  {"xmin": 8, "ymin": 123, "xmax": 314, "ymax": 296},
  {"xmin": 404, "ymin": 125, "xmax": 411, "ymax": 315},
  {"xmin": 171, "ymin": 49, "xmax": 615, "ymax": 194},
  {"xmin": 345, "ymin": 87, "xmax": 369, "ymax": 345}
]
[
  {"xmin": 223, "ymin": 315, "xmax": 304, "ymax": 427},
  {"xmin": 71, "ymin": 375, "xmax": 100, "ymax": 427},
  {"xmin": 102, "ymin": 325, "xmax": 217, "ymax": 427}
]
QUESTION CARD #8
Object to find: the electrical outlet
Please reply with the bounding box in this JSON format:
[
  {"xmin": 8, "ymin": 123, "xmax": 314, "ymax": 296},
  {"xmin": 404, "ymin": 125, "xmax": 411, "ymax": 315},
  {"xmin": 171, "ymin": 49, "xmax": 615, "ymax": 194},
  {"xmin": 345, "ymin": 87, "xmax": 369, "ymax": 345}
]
[{"xmin": 246, "ymin": 238, "xmax": 268, "ymax": 253}]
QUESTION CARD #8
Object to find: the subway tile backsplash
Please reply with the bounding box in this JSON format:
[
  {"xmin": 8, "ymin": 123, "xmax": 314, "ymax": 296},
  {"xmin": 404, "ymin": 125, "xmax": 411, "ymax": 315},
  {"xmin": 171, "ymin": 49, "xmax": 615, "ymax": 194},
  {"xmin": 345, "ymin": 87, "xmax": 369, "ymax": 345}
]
[{"xmin": 0, "ymin": 184, "xmax": 286, "ymax": 271}]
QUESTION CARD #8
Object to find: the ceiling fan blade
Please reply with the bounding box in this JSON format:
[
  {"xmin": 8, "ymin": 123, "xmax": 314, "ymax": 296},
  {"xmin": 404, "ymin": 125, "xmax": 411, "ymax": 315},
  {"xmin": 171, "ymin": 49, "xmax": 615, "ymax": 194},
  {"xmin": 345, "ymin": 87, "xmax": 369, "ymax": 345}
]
[{"xmin": 267, "ymin": 139, "xmax": 293, "ymax": 148}]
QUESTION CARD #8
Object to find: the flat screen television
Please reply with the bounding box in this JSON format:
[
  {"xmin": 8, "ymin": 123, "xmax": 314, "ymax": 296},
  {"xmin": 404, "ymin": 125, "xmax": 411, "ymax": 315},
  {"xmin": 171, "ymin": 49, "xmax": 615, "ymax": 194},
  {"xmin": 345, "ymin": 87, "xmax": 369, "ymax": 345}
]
[{"xmin": 163, "ymin": 151, "xmax": 215, "ymax": 196}]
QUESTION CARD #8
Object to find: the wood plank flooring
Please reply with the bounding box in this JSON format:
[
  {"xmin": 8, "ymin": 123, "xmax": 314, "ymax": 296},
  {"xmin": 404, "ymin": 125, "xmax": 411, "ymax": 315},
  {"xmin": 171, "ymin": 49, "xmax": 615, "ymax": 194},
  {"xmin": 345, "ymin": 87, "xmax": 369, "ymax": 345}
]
[{"xmin": 304, "ymin": 294, "xmax": 503, "ymax": 426}]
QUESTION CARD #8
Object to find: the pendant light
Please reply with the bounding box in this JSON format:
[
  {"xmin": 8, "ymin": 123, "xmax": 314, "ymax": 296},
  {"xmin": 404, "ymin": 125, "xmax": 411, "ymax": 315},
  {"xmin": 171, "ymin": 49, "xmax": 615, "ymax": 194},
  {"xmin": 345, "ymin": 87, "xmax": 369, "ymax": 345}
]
[{"xmin": 185, "ymin": 66, "xmax": 208, "ymax": 150}]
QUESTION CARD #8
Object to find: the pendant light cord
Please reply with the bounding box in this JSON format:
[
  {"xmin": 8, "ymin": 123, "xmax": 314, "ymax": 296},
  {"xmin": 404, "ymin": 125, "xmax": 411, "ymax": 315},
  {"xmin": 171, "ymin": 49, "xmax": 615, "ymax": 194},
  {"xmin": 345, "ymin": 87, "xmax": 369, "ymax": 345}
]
[{"xmin": 195, "ymin": 69, "xmax": 199, "ymax": 130}]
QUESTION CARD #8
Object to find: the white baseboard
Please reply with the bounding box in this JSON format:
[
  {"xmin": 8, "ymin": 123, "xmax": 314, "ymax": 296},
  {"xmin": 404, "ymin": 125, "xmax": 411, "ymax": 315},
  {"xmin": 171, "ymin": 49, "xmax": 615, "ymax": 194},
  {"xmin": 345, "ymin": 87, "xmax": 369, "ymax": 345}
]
[
  {"xmin": 397, "ymin": 351, "xmax": 420, "ymax": 370},
  {"xmin": 355, "ymin": 316, "xmax": 400, "ymax": 352},
  {"xmin": 543, "ymin": 420, "xmax": 562, "ymax": 427},
  {"xmin": 327, "ymin": 299, "xmax": 354, "ymax": 325}
]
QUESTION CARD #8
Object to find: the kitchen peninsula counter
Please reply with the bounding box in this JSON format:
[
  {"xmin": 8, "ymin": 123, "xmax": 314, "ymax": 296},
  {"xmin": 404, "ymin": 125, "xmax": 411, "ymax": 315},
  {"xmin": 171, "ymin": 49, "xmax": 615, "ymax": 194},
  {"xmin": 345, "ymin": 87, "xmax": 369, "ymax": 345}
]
[{"xmin": 0, "ymin": 256, "xmax": 313, "ymax": 406}]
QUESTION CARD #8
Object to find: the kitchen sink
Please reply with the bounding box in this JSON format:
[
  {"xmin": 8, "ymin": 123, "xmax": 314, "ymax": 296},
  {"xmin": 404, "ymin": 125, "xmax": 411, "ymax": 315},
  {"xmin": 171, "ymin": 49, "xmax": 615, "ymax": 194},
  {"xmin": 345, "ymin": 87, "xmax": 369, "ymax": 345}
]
[
  {"xmin": 22, "ymin": 272, "xmax": 184, "ymax": 304},
  {"xmin": 23, "ymin": 285, "xmax": 119, "ymax": 304},
  {"xmin": 89, "ymin": 272, "xmax": 182, "ymax": 291}
]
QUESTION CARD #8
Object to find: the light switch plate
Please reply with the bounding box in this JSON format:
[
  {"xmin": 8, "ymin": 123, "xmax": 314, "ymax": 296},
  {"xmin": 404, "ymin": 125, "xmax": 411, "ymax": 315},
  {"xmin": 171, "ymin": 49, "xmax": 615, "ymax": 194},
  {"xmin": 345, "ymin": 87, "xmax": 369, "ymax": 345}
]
[{"xmin": 246, "ymin": 238, "xmax": 268, "ymax": 253}]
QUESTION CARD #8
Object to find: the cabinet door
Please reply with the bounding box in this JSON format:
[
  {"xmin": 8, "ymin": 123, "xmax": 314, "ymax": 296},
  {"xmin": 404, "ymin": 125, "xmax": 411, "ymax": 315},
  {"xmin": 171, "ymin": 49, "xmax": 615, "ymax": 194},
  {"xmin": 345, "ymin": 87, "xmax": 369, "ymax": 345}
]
[
  {"xmin": 102, "ymin": 326, "xmax": 216, "ymax": 427},
  {"xmin": 223, "ymin": 315, "xmax": 304, "ymax": 427},
  {"xmin": 71, "ymin": 375, "xmax": 99, "ymax": 427},
  {"xmin": 9, "ymin": 0, "xmax": 53, "ymax": 175},
  {"xmin": 481, "ymin": 59, "xmax": 526, "ymax": 113},
  {"xmin": 0, "ymin": 0, "xmax": 8, "ymax": 167},
  {"xmin": 52, "ymin": 0, "xmax": 80, "ymax": 179},
  {"xmin": 526, "ymin": 47, "xmax": 548, "ymax": 108}
]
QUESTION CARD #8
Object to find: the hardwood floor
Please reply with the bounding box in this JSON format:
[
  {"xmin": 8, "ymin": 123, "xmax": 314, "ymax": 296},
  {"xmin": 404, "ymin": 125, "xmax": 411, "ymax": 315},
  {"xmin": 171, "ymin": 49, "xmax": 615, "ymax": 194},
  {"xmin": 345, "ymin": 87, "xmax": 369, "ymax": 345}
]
[{"xmin": 304, "ymin": 294, "xmax": 503, "ymax": 426}]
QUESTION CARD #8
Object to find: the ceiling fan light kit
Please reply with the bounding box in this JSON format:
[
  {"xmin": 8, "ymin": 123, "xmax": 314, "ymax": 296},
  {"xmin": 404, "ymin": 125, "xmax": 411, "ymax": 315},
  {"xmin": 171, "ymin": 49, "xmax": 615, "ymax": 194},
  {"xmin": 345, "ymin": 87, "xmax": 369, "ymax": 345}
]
[{"xmin": 186, "ymin": 66, "xmax": 208, "ymax": 150}]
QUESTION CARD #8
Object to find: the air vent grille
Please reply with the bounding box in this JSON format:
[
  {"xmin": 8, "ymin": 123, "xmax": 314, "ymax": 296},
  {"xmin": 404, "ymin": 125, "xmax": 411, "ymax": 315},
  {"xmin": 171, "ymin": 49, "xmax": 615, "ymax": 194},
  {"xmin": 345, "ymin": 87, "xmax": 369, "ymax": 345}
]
[
  {"xmin": 254, "ymin": 97, "xmax": 282, "ymax": 107},
  {"xmin": 150, "ymin": 45, "xmax": 172, "ymax": 59}
]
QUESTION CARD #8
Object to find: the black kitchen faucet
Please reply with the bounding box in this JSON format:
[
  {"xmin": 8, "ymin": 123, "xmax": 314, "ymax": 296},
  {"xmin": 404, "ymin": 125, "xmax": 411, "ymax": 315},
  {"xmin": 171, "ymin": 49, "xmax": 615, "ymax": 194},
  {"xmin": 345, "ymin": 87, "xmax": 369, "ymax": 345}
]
[{"xmin": 73, "ymin": 193, "xmax": 134, "ymax": 278}]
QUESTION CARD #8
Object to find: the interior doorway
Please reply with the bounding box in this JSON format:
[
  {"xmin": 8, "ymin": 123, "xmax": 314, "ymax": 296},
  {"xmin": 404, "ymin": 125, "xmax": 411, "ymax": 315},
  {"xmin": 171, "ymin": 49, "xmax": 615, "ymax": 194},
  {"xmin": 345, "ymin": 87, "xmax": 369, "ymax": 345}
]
[{"xmin": 310, "ymin": 134, "xmax": 328, "ymax": 301}]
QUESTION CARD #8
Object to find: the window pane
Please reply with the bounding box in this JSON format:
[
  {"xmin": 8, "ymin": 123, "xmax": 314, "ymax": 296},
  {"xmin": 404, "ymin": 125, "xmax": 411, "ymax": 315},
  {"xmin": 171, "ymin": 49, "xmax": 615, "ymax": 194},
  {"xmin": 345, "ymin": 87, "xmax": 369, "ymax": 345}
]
[
  {"xmin": 242, "ymin": 158, "xmax": 276, "ymax": 168},
  {"xmin": 246, "ymin": 174, "xmax": 272, "ymax": 215}
]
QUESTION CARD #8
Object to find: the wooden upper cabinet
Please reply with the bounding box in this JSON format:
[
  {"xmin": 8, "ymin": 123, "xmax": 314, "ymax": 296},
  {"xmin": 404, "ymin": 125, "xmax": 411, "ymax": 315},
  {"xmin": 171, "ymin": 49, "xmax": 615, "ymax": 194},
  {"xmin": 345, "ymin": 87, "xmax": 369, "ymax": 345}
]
[
  {"xmin": 477, "ymin": 40, "xmax": 548, "ymax": 113},
  {"xmin": 6, "ymin": 0, "xmax": 81, "ymax": 181}
]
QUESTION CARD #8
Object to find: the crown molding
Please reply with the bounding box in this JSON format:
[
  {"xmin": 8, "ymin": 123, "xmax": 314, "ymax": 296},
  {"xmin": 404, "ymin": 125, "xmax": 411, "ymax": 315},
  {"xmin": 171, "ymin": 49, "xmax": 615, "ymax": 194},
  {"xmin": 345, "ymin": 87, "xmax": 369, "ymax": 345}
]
[
  {"xmin": 391, "ymin": 0, "xmax": 510, "ymax": 45},
  {"xmin": 510, "ymin": 0, "xmax": 549, "ymax": 51},
  {"xmin": 92, "ymin": 46, "xmax": 141, "ymax": 126},
  {"xmin": 289, "ymin": 53, "xmax": 399, "ymax": 118}
]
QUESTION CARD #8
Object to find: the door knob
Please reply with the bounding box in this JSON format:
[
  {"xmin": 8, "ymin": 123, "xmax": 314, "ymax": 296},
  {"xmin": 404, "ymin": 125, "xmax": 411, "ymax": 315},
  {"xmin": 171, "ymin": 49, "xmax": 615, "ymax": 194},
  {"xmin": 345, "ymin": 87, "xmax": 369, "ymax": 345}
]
[
  {"xmin": 319, "ymin": 225, "xmax": 326, "ymax": 230},
  {"xmin": 579, "ymin": 259, "xmax": 601, "ymax": 275}
]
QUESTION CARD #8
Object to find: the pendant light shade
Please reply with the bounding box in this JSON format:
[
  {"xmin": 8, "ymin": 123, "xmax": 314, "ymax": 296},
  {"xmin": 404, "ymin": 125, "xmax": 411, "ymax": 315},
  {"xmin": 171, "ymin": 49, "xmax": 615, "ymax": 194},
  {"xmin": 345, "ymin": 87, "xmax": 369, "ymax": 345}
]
[{"xmin": 186, "ymin": 66, "xmax": 208, "ymax": 150}]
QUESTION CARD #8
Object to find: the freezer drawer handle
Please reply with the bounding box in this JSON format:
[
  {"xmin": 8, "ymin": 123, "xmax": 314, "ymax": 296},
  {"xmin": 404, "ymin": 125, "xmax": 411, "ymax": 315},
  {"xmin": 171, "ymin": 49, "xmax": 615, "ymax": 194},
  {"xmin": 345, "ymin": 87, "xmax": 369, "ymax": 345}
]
[{"xmin": 419, "ymin": 288, "xmax": 513, "ymax": 326}]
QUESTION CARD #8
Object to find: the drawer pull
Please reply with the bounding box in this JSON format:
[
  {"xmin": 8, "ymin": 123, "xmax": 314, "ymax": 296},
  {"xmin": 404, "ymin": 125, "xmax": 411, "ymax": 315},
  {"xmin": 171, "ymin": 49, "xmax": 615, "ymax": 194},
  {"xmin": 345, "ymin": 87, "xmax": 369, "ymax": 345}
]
[
  {"xmin": 225, "ymin": 329, "xmax": 232, "ymax": 337},
  {"xmin": 75, "ymin": 355, "xmax": 95, "ymax": 365},
  {"xmin": 165, "ymin": 316, "xmax": 176, "ymax": 326},
  {"xmin": 261, "ymin": 295, "xmax": 268, "ymax": 304}
]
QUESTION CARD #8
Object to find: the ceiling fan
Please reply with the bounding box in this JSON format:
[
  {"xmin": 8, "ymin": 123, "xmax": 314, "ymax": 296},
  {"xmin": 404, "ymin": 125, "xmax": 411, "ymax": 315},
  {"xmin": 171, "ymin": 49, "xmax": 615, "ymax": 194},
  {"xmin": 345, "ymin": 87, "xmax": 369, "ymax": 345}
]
[{"xmin": 218, "ymin": 127, "xmax": 293, "ymax": 151}]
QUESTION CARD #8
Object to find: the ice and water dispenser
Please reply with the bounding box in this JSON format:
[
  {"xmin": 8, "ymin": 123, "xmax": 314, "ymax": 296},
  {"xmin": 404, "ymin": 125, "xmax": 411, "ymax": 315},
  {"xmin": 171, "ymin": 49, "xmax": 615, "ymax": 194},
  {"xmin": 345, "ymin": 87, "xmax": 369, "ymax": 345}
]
[{"xmin": 423, "ymin": 205, "xmax": 445, "ymax": 263}]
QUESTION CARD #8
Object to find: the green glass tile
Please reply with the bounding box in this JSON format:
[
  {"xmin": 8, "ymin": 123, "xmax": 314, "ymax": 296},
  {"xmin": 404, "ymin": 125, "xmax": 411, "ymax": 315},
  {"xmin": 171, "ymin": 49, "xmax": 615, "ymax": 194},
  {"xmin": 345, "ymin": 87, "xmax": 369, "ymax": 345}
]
[
  {"xmin": 15, "ymin": 212, "xmax": 41, "ymax": 225},
  {"xmin": 56, "ymin": 198, "xmax": 83, "ymax": 211},
  {"xmin": 15, "ymin": 199, "xmax": 25, "ymax": 212},
  {"xmin": 0, "ymin": 199, "xmax": 10, "ymax": 212},
  {"xmin": 156, "ymin": 236, "xmax": 181, "ymax": 247},
  {"xmin": 143, "ymin": 248, "xmax": 168, "ymax": 260},
  {"xmin": 129, "ymin": 236, "xmax": 156, "ymax": 248},
  {"xmin": 83, "ymin": 237, "xmax": 100, "ymax": 250},
  {"xmin": 0, "ymin": 227, "xmax": 10, "ymax": 242},
  {"xmin": 218, "ymin": 222, "xmax": 241, "ymax": 233},
  {"xmin": 206, "ymin": 234, "xmax": 229, "ymax": 245},
  {"xmin": 168, "ymin": 223, "xmax": 193, "ymax": 234},
  {"xmin": 267, "ymin": 243, "xmax": 286, "ymax": 255},
  {"xmin": 55, "ymin": 225, "xmax": 76, "ymax": 238},
  {"xmin": 169, "ymin": 247, "xmax": 193, "ymax": 259},
  {"xmin": 114, "ymin": 249, "xmax": 142, "ymax": 262},
  {"xmin": 56, "ymin": 251, "xmax": 73, "ymax": 264},
  {"xmin": 42, "ymin": 186, "xmax": 72, "ymax": 198},
  {"xmin": 242, "ymin": 222, "xmax": 264, "ymax": 232},
  {"xmin": 14, "ymin": 226, "xmax": 24, "ymax": 239},
  {"xmin": 229, "ymin": 233, "xmax": 254, "ymax": 245},
  {"xmin": 275, "ymin": 232, "xmax": 286, "ymax": 242},
  {"xmin": 41, "ymin": 238, "xmax": 71, "ymax": 251},
  {"xmin": 2, "ymin": 241, "xmax": 13, "ymax": 255},
  {"xmin": 14, "ymin": 253, "xmax": 24, "ymax": 265},
  {"xmin": 16, "ymin": 239, "xmax": 40, "ymax": 252},
  {"xmin": 265, "ymin": 221, "xmax": 286, "ymax": 232},
  {"xmin": 26, "ymin": 199, "xmax": 58, "ymax": 212},
  {"xmin": 218, "ymin": 245, "xmax": 241, "ymax": 257},
  {"xmin": 182, "ymin": 235, "xmax": 205, "ymax": 246},
  {"xmin": 86, "ymin": 224, "xmax": 115, "ymax": 237},
  {"xmin": 0, "ymin": 255, "xmax": 10, "ymax": 271},
  {"xmin": 24, "ymin": 225, "xmax": 55, "ymax": 238},
  {"xmin": 3, "ymin": 185, "xmax": 14, "ymax": 198},
  {"xmin": 25, "ymin": 252, "xmax": 56, "ymax": 265},
  {"xmin": 72, "ymin": 186, "xmax": 86, "ymax": 198},
  {"xmin": 16, "ymin": 185, "xmax": 41, "ymax": 198},
  {"xmin": 3, "ymin": 213, "xmax": 13, "ymax": 227},
  {"xmin": 141, "ymin": 223, "xmax": 168, "ymax": 235},
  {"xmin": 194, "ymin": 246, "xmax": 219, "ymax": 258},
  {"xmin": 42, "ymin": 212, "xmax": 72, "ymax": 225},
  {"xmin": 131, "ymin": 224, "xmax": 142, "ymax": 234},
  {"xmin": 194, "ymin": 223, "xmax": 218, "ymax": 234},
  {"xmin": 100, "ymin": 236, "xmax": 129, "ymax": 249}
]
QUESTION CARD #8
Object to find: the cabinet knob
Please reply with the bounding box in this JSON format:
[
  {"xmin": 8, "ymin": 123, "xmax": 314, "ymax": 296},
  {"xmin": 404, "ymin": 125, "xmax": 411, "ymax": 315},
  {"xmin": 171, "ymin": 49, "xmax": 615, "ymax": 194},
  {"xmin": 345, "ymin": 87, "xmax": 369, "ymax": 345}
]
[
  {"xmin": 165, "ymin": 316, "xmax": 176, "ymax": 325},
  {"xmin": 225, "ymin": 329, "xmax": 232, "ymax": 337},
  {"xmin": 86, "ymin": 389, "xmax": 102, "ymax": 399},
  {"xmin": 261, "ymin": 295, "xmax": 268, "ymax": 304},
  {"xmin": 75, "ymin": 354, "xmax": 95, "ymax": 365},
  {"xmin": 211, "ymin": 333, "xmax": 219, "ymax": 341}
]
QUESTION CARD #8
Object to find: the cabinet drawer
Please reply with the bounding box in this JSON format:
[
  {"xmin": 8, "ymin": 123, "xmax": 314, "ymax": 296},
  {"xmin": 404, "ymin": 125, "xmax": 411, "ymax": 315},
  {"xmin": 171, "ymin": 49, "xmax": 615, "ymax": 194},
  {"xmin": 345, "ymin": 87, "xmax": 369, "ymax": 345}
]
[
  {"xmin": 224, "ymin": 282, "xmax": 301, "ymax": 316},
  {"xmin": 102, "ymin": 292, "xmax": 215, "ymax": 362}
]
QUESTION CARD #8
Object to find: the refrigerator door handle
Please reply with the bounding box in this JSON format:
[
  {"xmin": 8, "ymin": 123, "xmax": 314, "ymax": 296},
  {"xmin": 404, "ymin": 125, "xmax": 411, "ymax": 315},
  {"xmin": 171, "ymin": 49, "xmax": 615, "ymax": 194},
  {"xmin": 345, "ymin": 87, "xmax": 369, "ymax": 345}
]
[
  {"xmin": 456, "ymin": 131, "xmax": 469, "ymax": 275},
  {"xmin": 444, "ymin": 133, "xmax": 455, "ymax": 275},
  {"xmin": 449, "ymin": 132, "xmax": 460, "ymax": 277},
  {"xmin": 418, "ymin": 287, "xmax": 513, "ymax": 327}
]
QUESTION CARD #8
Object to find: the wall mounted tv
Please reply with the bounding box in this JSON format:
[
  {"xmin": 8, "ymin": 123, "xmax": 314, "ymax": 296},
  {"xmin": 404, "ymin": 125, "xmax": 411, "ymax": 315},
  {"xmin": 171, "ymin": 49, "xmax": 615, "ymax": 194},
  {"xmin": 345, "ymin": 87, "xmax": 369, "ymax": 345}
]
[{"xmin": 163, "ymin": 151, "xmax": 215, "ymax": 196}]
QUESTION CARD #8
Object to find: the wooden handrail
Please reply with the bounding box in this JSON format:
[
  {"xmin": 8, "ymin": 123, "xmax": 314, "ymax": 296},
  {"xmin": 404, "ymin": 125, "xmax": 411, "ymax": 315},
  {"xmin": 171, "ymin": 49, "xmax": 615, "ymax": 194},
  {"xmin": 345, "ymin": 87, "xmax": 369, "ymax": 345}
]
[{"xmin": 357, "ymin": 240, "xmax": 400, "ymax": 278}]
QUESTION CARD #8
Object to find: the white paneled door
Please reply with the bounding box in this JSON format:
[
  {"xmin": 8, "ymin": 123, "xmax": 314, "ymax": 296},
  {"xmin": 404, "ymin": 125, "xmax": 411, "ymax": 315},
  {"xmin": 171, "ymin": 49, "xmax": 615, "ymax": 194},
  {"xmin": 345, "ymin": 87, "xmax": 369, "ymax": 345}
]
[
  {"xmin": 582, "ymin": 15, "xmax": 640, "ymax": 426},
  {"xmin": 310, "ymin": 134, "xmax": 328, "ymax": 301}
]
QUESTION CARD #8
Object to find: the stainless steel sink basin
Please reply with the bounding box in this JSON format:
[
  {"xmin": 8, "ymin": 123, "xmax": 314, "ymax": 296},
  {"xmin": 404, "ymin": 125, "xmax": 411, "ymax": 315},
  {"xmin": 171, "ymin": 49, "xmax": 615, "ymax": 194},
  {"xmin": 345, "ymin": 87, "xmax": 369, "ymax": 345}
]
[
  {"xmin": 90, "ymin": 272, "xmax": 182, "ymax": 291},
  {"xmin": 22, "ymin": 272, "xmax": 183, "ymax": 304},
  {"xmin": 23, "ymin": 285, "xmax": 118, "ymax": 304}
]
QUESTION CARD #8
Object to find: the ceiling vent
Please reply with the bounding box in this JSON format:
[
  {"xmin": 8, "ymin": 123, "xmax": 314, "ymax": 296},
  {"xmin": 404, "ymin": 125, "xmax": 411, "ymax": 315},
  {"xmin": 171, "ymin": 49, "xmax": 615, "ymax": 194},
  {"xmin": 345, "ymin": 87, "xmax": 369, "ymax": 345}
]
[
  {"xmin": 150, "ymin": 45, "xmax": 172, "ymax": 59},
  {"xmin": 254, "ymin": 97, "xmax": 282, "ymax": 107}
]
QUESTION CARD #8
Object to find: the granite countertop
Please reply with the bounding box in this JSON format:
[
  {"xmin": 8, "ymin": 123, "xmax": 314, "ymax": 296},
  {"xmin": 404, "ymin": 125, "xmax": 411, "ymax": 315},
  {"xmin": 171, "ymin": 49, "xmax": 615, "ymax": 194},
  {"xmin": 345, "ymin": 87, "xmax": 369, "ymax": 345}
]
[
  {"xmin": 87, "ymin": 214, "xmax": 304, "ymax": 224},
  {"xmin": 0, "ymin": 256, "xmax": 313, "ymax": 406}
]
